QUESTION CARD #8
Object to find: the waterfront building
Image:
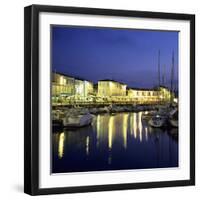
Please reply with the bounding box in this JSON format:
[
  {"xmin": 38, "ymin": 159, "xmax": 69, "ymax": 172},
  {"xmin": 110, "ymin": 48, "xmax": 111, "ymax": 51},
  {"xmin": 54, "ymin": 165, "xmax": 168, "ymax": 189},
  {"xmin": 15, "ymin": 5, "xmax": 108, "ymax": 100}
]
[
  {"xmin": 84, "ymin": 81, "xmax": 94, "ymax": 96},
  {"xmin": 52, "ymin": 72, "xmax": 172, "ymax": 105},
  {"xmin": 52, "ymin": 72, "xmax": 94, "ymax": 98},
  {"xmin": 159, "ymin": 86, "xmax": 172, "ymax": 102},
  {"xmin": 97, "ymin": 80, "xmax": 127, "ymax": 97},
  {"xmin": 75, "ymin": 79, "xmax": 94, "ymax": 97},
  {"xmin": 52, "ymin": 73, "xmax": 75, "ymax": 97},
  {"xmin": 127, "ymin": 86, "xmax": 172, "ymax": 103},
  {"xmin": 74, "ymin": 79, "xmax": 84, "ymax": 96},
  {"xmin": 127, "ymin": 88, "xmax": 160, "ymax": 103}
]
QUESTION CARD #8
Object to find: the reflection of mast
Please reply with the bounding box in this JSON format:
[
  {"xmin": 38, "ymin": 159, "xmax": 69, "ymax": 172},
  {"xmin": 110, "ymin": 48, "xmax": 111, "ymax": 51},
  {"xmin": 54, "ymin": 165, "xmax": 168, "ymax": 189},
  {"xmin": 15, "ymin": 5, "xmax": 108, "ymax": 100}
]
[
  {"xmin": 158, "ymin": 50, "xmax": 161, "ymax": 87},
  {"xmin": 170, "ymin": 51, "xmax": 175, "ymax": 104},
  {"xmin": 155, "ymin": 131, "xmax": 160, "ymax": 167},
  {"xmin": 168, "ymin": 132, "xmax": 172, "ymax": 166}
]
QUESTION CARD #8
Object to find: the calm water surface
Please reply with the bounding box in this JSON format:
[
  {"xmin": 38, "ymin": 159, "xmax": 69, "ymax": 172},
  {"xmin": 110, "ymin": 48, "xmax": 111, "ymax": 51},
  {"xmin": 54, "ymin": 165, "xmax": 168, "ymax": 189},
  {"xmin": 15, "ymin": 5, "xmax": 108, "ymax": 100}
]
[{"xmin": 52, "ymin": 112, "xmax": 178, "ymax": 173}]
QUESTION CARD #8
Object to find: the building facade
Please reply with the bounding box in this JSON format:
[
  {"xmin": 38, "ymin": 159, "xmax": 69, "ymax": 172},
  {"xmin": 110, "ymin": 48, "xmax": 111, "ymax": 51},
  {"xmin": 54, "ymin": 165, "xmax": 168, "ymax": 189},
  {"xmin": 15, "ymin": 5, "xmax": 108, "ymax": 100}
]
[
  {"xmin": 159, "ymin": 86, "xmax": 172, "ymax": 102},
  {"xmin": 75, "ymin": 79, "xmax": 94, "ymax": 97},
  {"xmin": 127, "ymin": 88, "xmax": 160, "ymax": 103},
  {"xmin": 127, "ymin": 86, "xmax": 172, "ymax": 103},
  {"xmin": 52, "ymin": 72, "xmax": 172, "ymax": 104},
  {"xmin": 98, "ymin": 80, "xmax": 127, "ymax": 97},
  {"xmin": 52, "ymin": 72, "xmax": 94, "ymax": 97},
  {"xmin": 52, "ymin": 73, "xmax": 75, "ymax": 96}
]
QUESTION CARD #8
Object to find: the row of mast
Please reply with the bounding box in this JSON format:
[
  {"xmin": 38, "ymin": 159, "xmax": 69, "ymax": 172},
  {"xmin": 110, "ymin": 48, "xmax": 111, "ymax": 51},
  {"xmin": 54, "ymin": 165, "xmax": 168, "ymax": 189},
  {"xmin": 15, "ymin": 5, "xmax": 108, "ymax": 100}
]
[{"xmin": 157, "ymin": 50, "xmax": 176, "ymax": 93}]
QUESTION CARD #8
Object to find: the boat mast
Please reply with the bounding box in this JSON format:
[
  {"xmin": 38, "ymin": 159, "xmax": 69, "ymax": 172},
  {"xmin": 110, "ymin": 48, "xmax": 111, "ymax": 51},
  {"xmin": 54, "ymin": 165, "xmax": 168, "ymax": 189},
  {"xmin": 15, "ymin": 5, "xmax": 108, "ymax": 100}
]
[
  {"xmin": 162, "ymin": 64, "xmax": 166, "ymax": 86},
  {"xmin": 170, "ymin": 51, "xmax": 175, "ymax": 104},
  {"xmin": 158, "ymin": 50, "xmax": 161, "ymax": 87}
]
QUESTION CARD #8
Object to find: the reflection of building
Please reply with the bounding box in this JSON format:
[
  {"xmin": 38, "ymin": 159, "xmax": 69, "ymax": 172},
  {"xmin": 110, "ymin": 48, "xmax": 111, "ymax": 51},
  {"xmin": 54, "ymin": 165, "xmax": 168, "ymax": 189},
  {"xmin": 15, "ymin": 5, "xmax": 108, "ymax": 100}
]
[
  {"xmin": 52, "ymin": 72, "xmax": 94, "ymax": 97},
  {"xmin": 98, "ymin": 80, "xmax": 127, "ymax": 97}
]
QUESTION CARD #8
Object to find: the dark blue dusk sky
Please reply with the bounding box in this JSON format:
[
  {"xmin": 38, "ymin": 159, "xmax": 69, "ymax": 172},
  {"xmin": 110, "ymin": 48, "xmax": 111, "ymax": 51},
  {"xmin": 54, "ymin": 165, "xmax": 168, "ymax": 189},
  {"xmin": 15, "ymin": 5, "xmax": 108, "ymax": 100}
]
[{"xmin": 52, "ymin": 26, "xmax": 178, "ymax": 89}]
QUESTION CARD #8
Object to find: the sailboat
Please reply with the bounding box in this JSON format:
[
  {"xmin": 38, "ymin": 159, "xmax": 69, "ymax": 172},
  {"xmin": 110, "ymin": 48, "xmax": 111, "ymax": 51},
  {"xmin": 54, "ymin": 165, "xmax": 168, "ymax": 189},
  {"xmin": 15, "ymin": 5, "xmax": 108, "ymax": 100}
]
[
  {"xmin": 148, "ymin": 51, "xmax": 178, "ymax": 128},
  {"xmin": 148, "ymin": 50, "xmax": 168, "ymax": 128},
  {"xmin": 169, "ymin": 51, "xmax": 178, "ymax": 128}
]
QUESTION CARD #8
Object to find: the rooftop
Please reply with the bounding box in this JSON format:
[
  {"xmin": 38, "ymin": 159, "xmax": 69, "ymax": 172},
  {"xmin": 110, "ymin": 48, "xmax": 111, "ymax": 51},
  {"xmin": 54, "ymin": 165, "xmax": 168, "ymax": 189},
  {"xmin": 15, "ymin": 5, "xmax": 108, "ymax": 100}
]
[
  {"xmin": 128, "ymin": 85, "xmax": 170, "ymax": 91},
  {"xmin": 53, "ymin": 72, "xmax": 93, "ymax": 83},
  {"xmin": 53, "ymin": 72, "xmax": 170, "ymax": 91},
  {"xmin": 98, "ymin": 79, "xmax": 127, "ymax": 85},
  {"xmin": 128, "ymin": 87, "xmax": 157, "ymax": 91}
]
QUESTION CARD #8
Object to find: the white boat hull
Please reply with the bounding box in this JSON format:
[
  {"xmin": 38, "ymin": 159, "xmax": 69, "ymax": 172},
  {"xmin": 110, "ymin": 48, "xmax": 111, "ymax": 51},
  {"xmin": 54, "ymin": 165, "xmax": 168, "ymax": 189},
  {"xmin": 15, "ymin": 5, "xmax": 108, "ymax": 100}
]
[{"xmin": 63, "ymin": 113, "xmax": 93, "ymax": 128}]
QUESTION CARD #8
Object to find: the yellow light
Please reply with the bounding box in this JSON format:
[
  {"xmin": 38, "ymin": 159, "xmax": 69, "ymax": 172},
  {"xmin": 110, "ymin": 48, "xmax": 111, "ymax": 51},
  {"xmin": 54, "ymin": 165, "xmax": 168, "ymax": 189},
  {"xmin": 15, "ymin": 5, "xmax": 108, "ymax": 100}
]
[
  {"xmin": 174, "ymin": 98, "xmax": 178, "ymax": 103},
  {"xmin": 59, "ymin": 76, "xmax": 63, "ymax": 84},
  {"xmin": 123, "ymin": 114, "xmax": 128, "ymax": 149},
  {"xmin": 96, "ymin": 115, "xmax": 100, "ymax": 148},
  {"xmin": 76, "ymin": 83, "xmax": 84, "ymax": 95},
  {"xmin": 133, "ymin": 113, "xmax": 137, "ymax": 139},
  {"xmin": 59, "ymin": 76, "xmax": 66, "ymax": 85},
  {"xmin": 138, "ymin": 112, "xmax": 143, "ymax": 142},
  {"xmin": 108, "ymin": 116, "xmax": 114, "ymax": 150},
  {"xmin": 58, "ymin": 132, "xmax": 65, "ymax": 159}
]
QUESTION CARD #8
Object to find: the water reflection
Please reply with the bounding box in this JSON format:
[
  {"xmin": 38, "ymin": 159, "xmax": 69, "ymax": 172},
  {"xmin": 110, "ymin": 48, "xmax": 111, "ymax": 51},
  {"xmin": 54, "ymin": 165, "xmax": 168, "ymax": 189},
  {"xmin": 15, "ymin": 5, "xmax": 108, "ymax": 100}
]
[
  {"xmin": 133, "ymin": 113, "xmax": 137, "ymax": 139},
  {"xmin": 52, "ymin": 112, "xmax": 178, "ymax": 173},
  {"xmin": 86, "ymin": 136, "xmax": 89, "ymax": 155},
  {"xmin": 58, "ymin": 132, "xmax": 65, "ymax": 159},
  {"xmin": 108, "ymin": 116, "xmax": 114, "ymax": 150},
  {"xmin": 138, "ymin": 112, "xmax": 143, "ymax": 142},
  {"xmin": 123, "ymin": 114, "xmax": 128, "ymax": 149}
]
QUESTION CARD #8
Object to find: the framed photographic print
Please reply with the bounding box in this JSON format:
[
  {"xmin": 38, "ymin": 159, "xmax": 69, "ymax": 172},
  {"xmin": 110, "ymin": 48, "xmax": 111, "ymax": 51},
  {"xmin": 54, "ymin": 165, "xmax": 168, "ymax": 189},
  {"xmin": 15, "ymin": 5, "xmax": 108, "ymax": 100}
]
[{"xmin": 24, "ymin": 4, "xmax": 195, "ymax": 195}]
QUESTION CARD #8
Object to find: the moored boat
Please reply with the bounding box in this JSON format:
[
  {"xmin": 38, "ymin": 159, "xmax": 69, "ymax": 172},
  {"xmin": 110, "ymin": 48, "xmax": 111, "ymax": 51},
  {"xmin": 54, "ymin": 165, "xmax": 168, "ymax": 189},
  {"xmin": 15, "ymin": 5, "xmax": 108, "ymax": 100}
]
[
  {"xmin": 63, "ymin": 113, "xmax": 93, "ymax": 128},
  {"xmin": 148, "ymin": 114, "xmax": 167, "ymax": 128},
  {"xmin": 142, "ymin": 111, "xmax": 156, "ymax": 121}
]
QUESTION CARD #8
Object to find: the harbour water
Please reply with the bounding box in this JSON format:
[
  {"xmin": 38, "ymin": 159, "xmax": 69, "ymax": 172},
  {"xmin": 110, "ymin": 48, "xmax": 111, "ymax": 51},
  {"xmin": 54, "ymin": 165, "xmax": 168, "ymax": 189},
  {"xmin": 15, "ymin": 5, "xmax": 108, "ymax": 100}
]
[{"xmin": 52, "ymin": 111, "xmax": 178, "ymax": 173}]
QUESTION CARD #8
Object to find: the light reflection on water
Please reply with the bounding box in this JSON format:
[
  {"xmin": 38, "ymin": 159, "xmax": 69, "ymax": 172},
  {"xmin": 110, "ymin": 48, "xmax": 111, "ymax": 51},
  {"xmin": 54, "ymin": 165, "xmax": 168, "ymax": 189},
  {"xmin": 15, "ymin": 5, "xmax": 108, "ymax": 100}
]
[
  {"xmin": 58, "ymin": 132, "xmax": 65, "ymax": 159},
  {"xmin": 52, "ymin": 112, "xmax": 178, "ymax": 173}
]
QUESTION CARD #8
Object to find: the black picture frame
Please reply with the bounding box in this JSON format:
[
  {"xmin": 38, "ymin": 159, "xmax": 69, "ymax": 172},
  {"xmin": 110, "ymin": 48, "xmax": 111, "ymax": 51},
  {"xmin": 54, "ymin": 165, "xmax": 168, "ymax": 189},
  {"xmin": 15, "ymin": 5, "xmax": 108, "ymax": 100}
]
[{"xmin": 24, "ymin": 4, "xmax": 195, "ymax": 196}]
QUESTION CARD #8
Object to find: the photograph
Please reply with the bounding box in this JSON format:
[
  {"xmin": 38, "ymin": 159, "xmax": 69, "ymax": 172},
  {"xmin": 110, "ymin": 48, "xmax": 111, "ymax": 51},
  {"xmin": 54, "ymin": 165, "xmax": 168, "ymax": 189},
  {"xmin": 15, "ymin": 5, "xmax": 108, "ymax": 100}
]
[
  {"xmin": 51, "ymin": 25, "xmax": 179, "ymax": 174},
  {"xmin": 24, "ymin": 4, "xmax": 195, "ymax": 195}
]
